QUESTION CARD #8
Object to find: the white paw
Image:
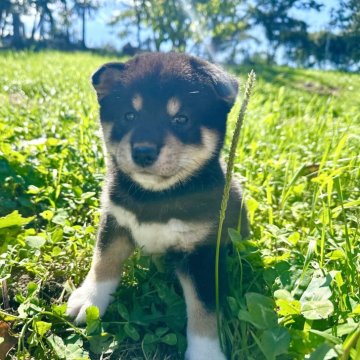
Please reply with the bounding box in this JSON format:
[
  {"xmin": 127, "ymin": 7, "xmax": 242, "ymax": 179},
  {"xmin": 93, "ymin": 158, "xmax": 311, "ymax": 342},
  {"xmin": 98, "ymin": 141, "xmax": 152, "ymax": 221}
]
[
  {"xmin": 185, "ymin": 335, "xmax": 227, "ymax": 360},
  {"xmin": 66, "ymin": 278, "xmax": 119, "ymax": 324}
]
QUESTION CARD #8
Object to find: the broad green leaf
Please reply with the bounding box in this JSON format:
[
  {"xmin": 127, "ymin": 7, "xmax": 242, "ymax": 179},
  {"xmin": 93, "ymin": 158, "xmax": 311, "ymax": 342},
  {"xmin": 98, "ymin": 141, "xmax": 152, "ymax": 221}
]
[
  {"xmin": 276, "ymin": 299, "xmax": 301, "ymax": 316},
  {"xmin": 239, "ymin": 293, "xmax": 278, "ymax": 330},
  {"xmin": 85, "ymin": 306, "xmax": 99, "ymax": 322},
  {"xmin": 300, "ymin": 272, "xmax": 333, "ymax": 303},
  {"xmin": 245, "ymin": 293, "xmax": 278, "ymax": 330},
  {"xmin": 0, "ymin": 310, "xmax": 18, "ymax": 322},
  {"xmin": 47, "ymin": 334, "xmax": 66, "ymax": 357},
  {"xmin": 301, "ymin": 300, "xmax": 334, "ymax": 320},
  {"xmin": 351, "ymin": 304, "xmax": 360, "ymax": 315},
  {"xmin": 143, "ymin": 333, "xmax": 158, "ymax": 344},
  {"xmin": 260, "ymin": 327, "xmax": 290, "ymax": 359},
  {"xmin": 25, "ymin": 236, "xmax": 46, "ymax": 249},
  {"xmin": 124, "ymin": 323, "xmax": 140, "ymax": 341},
  {"xmin": 51, "ymin": 246, "xmax": 62, "ymax": 256},
  {"xmin": 81, "ymin": 192, "xmax": 96, "ymax": 199},
  {"xmin": 155, "ymin": 327, "xmax": 169, "ymax": 337},
  {"xmin": 34, "ymin": 320, "xmax": 52, "ymax": 336},
  {"xmin": 52, "ymin": 210, "xmax": 68, "ymax": 225},
  {"xmin": 65, "ymin": 341, "xmax": 89, "ymax": 360},
  {"xmin": 288, "ymin": 232, "xmax": 300, "ymax": 245},
  {"xmin": 161, "ymin": 333, "xmax": 177, "ymax": 346},
  {"xmin": 274, "ymin": 289, "xmax": 293, "ymax": 300},
  {"xmin": 228, "ymin": 228, "xmax": 243, "ymax": 243},
  {"xmin": 85, "ymin": 306, "xmax": 101, "ymax": 336},
  {"xmin": 52, "ymin": 304, "xmax": 67, "ymax": 316},
  {"xmin": 238, "ymin": 309, "xmax": 262, "ymax": 328},
  {"xmin": 0, "ymin": 211, "xmax": 34, "ymax": 229},
  {"xmin": 40, "ymin": 210, "xmax": 54, "ymax": 221},
  {"xmin": 27, "ymin": 282, "xmax": 38, "ymax": 296},
  {"xmin": 327, "ymin": 249, "xmax": 345, "ymax": 261},
  {"xmin": 308, "ymin": 343, "xmax": 338, "ymax": 360},
  {"xmin": 27, "ymin": 185, "xmax": 41, "ymax": 194},
  {"xmin": 117, "ymin": 303, "xmax": 129, "ymax": 320},
  {"xmin": 335, "ymin": 320, "xmax": 359, "ymax": 337},
  {"xmin": 309, "ymin": 329, "xmax": 341, "ymax": 344},
  {"xmin": 88, "ymin": 333, "xmax": 113, "ymax": 355}
]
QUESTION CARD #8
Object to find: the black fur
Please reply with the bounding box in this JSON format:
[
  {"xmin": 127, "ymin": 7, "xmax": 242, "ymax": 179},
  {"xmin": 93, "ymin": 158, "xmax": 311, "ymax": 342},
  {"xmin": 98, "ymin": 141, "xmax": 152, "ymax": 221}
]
[
  {"xmin": 168, "ymin": 245, "xmax": 228, "ymax": 311},
  {"xmin": 97, "ymin": 213, "xmax": 133, "ymax": 250},
  {"xmin": 108, "ymin": 160, "xmax": 249, "ymax": 239}
]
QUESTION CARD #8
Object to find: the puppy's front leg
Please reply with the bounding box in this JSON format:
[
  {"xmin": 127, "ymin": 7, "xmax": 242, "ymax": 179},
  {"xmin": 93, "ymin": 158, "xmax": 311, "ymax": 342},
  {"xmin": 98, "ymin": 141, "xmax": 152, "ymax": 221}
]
[
  {"xmin": 177, "ymin": 247, "xmax": 227, "ymax": 360},
  {"xmin": 67, "ymin": 214, "xmax": 134, "ymax": 324}
]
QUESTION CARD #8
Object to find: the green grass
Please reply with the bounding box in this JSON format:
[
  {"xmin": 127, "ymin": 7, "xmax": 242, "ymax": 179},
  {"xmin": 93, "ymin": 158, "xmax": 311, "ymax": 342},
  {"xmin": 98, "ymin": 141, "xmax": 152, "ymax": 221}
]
[{"xmin": 0, "ymin": 51, "xmax": 359, "ymax": 360}]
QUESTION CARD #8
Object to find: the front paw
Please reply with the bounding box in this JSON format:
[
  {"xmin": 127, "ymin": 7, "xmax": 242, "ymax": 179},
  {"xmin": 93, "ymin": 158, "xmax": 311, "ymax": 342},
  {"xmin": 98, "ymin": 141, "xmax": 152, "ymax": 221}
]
[
  {"xmin": 66, "ymin": 278, "xmax": 119, "ymax": 324},
  {"xmin": 185, "ymin": 335, "xmax": 227, "ymax": 360}
]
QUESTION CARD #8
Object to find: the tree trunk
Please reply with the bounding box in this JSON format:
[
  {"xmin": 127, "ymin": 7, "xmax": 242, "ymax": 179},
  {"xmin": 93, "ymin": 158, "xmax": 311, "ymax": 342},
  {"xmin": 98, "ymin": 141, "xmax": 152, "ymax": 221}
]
[
  {"xmin": 64, "ymin": 1, "xmax": 70, "ymax": 44},
  {"xmin": 81, "ymin": 8, "xmax": 86, "ymax": 48},
  {"xmin": 134, "ymin": 2, "xmax": 141, "ymax": 47},
  {"xmin": 38, "ymin": 13, "xmax": 45, "ymax": 40},
  {"xmin": 31, "ymin": 12, "xmax": 38, "ymax": 40},
  {"xmin": 0, "ymin": 11, "xmax": 3, "ymax": 35},
  {"xmin": 12, "ymin": 12, "xmax": 23, "ymax": 48}
]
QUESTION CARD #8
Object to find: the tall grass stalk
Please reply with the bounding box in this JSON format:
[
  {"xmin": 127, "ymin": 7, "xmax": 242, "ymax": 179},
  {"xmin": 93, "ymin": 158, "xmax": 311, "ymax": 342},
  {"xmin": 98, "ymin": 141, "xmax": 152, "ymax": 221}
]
[{"xmin": 215, "ymin": 70, "xmax": 256, "ymax": 345}]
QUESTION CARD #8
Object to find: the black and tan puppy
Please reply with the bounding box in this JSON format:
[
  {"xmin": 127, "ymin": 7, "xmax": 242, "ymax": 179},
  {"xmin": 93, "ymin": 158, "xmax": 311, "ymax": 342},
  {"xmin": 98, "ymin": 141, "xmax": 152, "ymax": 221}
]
[{"xmin": 67, "ymin": 52, "xmax": 249, "ymax": 360}]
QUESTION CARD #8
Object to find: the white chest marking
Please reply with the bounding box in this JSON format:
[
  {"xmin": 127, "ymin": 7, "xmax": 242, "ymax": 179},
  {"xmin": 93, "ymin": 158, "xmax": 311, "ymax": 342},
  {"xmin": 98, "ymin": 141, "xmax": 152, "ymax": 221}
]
[{"xmin": 107, "ymin": 203, "xmax": 213, "ymax": 254}]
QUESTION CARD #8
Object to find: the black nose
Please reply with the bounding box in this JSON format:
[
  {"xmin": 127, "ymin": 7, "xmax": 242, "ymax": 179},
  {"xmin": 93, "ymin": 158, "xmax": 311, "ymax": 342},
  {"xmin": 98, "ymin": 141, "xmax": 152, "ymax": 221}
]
[{"xmin": 132, "ymin": 144, "xmax": 158, "ymax": 167}]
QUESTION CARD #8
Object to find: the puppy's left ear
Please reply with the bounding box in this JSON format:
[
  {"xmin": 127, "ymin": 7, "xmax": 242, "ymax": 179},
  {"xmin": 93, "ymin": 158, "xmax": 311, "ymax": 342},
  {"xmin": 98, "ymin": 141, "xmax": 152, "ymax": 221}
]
[
  {"xmin": 91, "ymin": 62, "xmax": 126, "ymax": 100},
  {"xmin": 190, "ymin": 57, "xmax": 239, "ymax": 106}
]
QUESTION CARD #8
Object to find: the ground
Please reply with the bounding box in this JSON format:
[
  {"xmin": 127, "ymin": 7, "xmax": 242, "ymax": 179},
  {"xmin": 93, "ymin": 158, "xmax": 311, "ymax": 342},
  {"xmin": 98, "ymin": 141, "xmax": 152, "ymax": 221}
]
[{"xmin": 0, "ymin": 51, "xmax": 359, "ymax": 360}]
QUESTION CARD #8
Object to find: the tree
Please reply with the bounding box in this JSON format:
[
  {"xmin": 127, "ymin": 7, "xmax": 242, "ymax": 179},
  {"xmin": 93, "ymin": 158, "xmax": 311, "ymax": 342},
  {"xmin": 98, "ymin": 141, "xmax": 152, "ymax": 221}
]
[
  {"xmin": 0, "ymin": 0, "xmax": 12, "ymax": 39},
  {"xmin": 332, "ymin": 0, "xmax": 360, "ymax": 67},
  {"xmin": 189, "ymin": 0, "xmax": 251, "ymax": 62},
  {"xmin": 249, "ymin": 0, "xmax": 323, "ymax": 63},
  {"xmin": 4, "ymin": 0, "xmax": 28, "ymax": 48},
  {"xmin": 110, "ymin": 0, "xmax": 192, "ymax": 51},
  {"xmin": 109, "ymin": 0, "xmax": 250, "ymax": 58},
  {"xmin": 303, "ymin": 1, "xmax": 360, "ymax": 70},
  {"xmin": 72, "ymin": 0, "xmax": 99, "ymax": 49},
  {"xmin": 30, "ymin": 0, "xmax": 57, "ymax": 41}
]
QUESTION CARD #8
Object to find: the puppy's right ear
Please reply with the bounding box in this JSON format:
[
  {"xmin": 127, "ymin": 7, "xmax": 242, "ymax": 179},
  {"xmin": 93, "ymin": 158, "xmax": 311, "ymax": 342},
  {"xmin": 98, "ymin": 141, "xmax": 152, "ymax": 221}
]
[{"xmin": 91, "ymin": 62, "xmax": 126, "ymax": 100}]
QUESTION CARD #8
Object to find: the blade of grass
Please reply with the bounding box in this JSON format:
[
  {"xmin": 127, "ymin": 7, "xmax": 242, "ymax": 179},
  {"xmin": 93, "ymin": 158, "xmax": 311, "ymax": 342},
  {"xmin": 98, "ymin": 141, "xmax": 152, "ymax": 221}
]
[{"xmin": 215, "ymin": 70, "xmax": 256, "ymax": 348}]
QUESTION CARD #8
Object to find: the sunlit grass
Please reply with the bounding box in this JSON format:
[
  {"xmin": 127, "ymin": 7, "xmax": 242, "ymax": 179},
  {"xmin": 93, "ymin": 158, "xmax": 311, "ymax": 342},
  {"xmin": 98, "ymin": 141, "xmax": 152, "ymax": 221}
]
[{"xmin": 0, "ymin": 51, "xmax": 359, "ymax": 359}]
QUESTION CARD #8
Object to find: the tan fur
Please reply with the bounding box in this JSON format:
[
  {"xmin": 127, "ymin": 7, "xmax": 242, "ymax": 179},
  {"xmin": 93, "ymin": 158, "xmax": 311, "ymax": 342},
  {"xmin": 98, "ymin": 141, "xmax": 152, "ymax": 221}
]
[
  {"xmin": 105, "ymin": 127, "xmax": 219, "ymax": 191},
  {"xmin": 89, "ymin": 236, "xmax": 134, "ymax": 281},
  {"xmin": 166, "ymin": 97, "xmax": 181, "ymax": 116},
  {"xmin": 177, "ymin": 272, "xmax": 218, "ymax": 339},
  {"xmin": 132, "ymin": 93, "xmax": 143, "ymax": 111}
]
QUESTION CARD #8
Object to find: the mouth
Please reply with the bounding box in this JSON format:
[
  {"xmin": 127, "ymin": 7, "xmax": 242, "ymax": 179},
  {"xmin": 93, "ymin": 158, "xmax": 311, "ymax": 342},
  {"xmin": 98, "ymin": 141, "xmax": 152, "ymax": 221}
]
[
  {"xmin": 127, "ymin": 166, "xmax": 182, "ymax": 191},
  {"xmin": 133, "ymin": 169, "xmax": 173, "ymax": 180}
]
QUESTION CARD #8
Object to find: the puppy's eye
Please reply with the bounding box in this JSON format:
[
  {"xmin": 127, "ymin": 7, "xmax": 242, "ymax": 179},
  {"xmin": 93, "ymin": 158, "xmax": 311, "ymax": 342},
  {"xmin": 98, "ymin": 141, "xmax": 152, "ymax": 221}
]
[
  {"xmin": 124, "ymin": 112, "xmax": 136, "ymax": 122},
  {"xmin": 171, "ymin": 115, "xmax": 188, "ymax": 126}
]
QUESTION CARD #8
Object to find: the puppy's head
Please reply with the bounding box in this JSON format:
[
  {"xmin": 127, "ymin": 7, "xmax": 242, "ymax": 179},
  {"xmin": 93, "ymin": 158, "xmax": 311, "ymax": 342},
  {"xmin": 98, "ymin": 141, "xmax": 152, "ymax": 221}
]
[{"xmin": 92, "ymin": 52, "xmax": 238, "ymax": 191}]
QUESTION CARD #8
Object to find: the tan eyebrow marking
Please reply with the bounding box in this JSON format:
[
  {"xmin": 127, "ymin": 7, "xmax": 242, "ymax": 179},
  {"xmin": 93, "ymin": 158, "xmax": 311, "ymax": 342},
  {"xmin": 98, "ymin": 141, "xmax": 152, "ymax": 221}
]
[
  {"xmin": 167, "ymin": 97, "xmax": 181, "ymax": 116},
  {"xmin": 132, "ymin": 94, "xmax": 143, "ymax": 111}
]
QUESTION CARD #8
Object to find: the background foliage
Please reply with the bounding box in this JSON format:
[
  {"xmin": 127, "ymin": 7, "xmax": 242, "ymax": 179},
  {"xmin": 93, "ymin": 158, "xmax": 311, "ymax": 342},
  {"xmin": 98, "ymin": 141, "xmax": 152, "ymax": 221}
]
[
  {"xmin": 0, "ymin": 51, "xmax": 359, "ymax": 359},
  {"xmin": 0, "ymin": 0, "xmax": 360, "ymax": 70}
]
